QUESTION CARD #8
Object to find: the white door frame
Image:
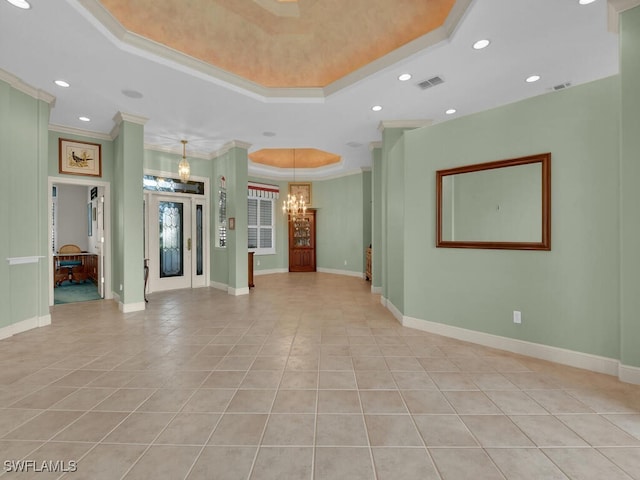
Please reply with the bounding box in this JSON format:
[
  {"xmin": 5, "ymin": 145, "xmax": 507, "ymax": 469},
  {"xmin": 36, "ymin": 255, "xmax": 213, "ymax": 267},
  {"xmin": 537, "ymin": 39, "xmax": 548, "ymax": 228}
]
[
  {"xmin": 144, "ymin": 170, "xmax": 209, "ymax": 294},
  {"xmin": 48, "ymin": 176, "xmax": 112, "ymax": 305}
]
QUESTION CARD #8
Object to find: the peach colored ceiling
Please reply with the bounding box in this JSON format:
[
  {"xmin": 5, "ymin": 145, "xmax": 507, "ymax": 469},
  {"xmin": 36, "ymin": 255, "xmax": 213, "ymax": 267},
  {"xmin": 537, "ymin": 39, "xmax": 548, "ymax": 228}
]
[
  {"xmin": 98, "ymin": 0, "xmax": 456, "ymax": 88},
  {"xmin": 249, "ymin": 148, "xmax": 340, "ymax": 168}
]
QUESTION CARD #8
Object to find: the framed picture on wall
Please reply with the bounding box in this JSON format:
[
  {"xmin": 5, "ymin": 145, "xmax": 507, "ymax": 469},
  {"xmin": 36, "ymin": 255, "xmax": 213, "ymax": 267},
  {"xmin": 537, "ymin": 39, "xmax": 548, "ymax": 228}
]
[
  {"xmin": 288, "ymin": 182, "xmax": 312, "ymax": 206},
  {"xmin": 59, "ymin": 138, "xmax": 102, "ymax": 177}
]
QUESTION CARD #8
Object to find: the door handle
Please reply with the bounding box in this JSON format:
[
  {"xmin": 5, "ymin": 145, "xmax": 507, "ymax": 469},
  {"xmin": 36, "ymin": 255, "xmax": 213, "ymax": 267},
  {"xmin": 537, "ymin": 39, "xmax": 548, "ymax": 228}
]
[{"xmin": 188, "ymin": 238, "xmax": 192, "ymax": 251}]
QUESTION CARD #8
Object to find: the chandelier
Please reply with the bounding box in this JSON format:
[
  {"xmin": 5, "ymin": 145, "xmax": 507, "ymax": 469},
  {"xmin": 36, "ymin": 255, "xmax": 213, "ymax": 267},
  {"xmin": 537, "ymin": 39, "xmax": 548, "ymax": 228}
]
[
  {"xmin": 282, "ymin": 149, "xmax": 307, "ymax": 221},
  {"xmin": 178, "ymin": 139, "xmax": 190, "ymax": 182}
]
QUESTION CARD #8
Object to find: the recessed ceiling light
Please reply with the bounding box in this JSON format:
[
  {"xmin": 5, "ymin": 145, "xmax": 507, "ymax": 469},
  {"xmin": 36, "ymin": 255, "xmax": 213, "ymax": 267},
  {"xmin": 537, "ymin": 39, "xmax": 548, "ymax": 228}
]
[
  {"xmin": 579, "ymin": 0, "xmax": 596, "ymax": 4},
  {"xmin": 526, "ymin": 75, "xmax": 541, "ymax": 83},
  {"xmin": 54, "ymin": 80, "xmax": 70, "ymax": 88},
  {"xmin": 398, "ymin": 73, "xmax": 412, "ymax": 82},
  {"xmin": 122, "ymin": 89, "xmax": 143, "ymax": 99},
  {"xmin": 78, "ymin": 116, "xmax": 91, "ymax": 122},
  {"xmin": 371, "ymin": 105, "xmax": 383, "ymax": 112},
  {"xmin": 262, "ymin": 131, "xmax": 276, "ymax": 137},
  {"xmin": 5, "ymin": 0, "xmax": 31, "ymax": 9},
  {"xmin": 445, "ymin": 109, "xmax": 457, "ymax": 115},
  {"xmin": 473, "ymin": 39, "xmax": 490, "ymax": 50}
]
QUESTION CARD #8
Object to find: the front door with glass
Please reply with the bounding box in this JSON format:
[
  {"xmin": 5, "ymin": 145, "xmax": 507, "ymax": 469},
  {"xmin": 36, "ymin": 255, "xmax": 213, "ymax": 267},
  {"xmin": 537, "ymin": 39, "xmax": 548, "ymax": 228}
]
[{"xmin": 147, "ymin": 195, "xmax": 207, "ymax": 292}]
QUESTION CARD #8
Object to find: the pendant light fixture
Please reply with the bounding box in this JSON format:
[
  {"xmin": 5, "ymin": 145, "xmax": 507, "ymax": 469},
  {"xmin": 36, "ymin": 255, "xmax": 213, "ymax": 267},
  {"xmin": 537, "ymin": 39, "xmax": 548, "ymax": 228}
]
[
  {"xmin": 282, "ymin": 148, "xmax": 307, "ymax": 221},
  {"xmin": 178, "ymin": 139, "xmax": 190, "ymax": 182}
]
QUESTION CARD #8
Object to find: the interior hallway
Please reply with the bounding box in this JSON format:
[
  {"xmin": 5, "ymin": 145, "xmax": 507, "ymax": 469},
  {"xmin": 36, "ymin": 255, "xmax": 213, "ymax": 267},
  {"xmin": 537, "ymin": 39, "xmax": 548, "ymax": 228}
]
[{"xmin": 1, "ymin": 273, "xmax": 639, "ymax": 479}]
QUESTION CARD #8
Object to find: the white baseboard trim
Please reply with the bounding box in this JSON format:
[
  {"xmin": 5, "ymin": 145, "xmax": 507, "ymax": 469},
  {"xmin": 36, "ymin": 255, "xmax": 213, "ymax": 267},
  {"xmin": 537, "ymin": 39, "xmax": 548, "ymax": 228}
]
[
  {"xmin": 254, "ymin": 268, "xmax": 288, "ymax": 276},
  {"xmin": 618, "ymin": 363, "xmax": 640, "ymax": 385},
  {"xmin": 371, "ymin": 286, "xmax": 382, "ymax": 294},
  {"xmin": 229, "ymin": 286, "xmax": 250, "ymax": 296},
  {"xmin": 385, "ymin": 299, "xmax": 403, "ymax": 324},
  {"xmin": 402, "ymin": 315, "xmax": 622, "ymax": 378},
  {"xmin": 0, "ymin": 314, "xmax": 51, "ymax": 340},
  {"xmin": 317, "ymin": 267, "xmax": 363, "ymax": 278},
  {"xmin": 119, "ymin": 301, "xmax": 146, "ymax": 313},
  {"xmin": 210, "ymin": 281, "xmax": 228, "ymax": 291}
]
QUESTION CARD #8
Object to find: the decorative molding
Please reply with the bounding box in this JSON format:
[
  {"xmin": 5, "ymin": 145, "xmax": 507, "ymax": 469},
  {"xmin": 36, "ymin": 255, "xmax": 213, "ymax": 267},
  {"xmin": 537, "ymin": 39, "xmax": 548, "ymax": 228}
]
[
  {"xmin": 254, "ymin": 268, "xmax": 288, "ymax": 276},
  {"xmin": 118, "ymin": 301, "xmax": 146, "ymax": 313},
  {"xmin": 360, "ymin": 167, "xmax": 372, "ymax": 173},
  {"xmin": 49, "ymin": 124, "xmax": 113, "ymax": 141},
  {"xmin": 69, "ymin": 0, "xmax": 470, "ymax": 101},
  {"xmin": 618, "ymin": 363, "xmax": 640, "ymax": 385},
  {"xmin": 608, "ymin": 0, "xmax": 640, "ymax": 32},
  {"xmin": 211, "ymin": 140, "xmax": 253, "ymax": 159},
  {"xmin": 6, "ymin": 256, "xmax": 44, "ymax": 265},
  {"xmin": 229, "ymin": 286, "xmax": 250, "ymax": 296},
  {"xmin": 0, "ymin": 68, "xmax": 56, "ymax": 105},
  {"xmin": 0, "ymin": 315, "xmax": 51, "ymax": 341},
  {"xmin": 248, "ymin": 161, "xmax": 366, "ymax": 181},
  {"xmin": 113, "ymin": 111, "xmax": 149, "ymax": 126},
  {"xmin": 210, "ymin": 281, "xmax": 228, "ymax": 291},
  {"xmin": 144, "ymin": 143, "xmax": 211, "ymax": 160},
  {"xmin": 385, "ymin": 298, "xmax": 404, "ymax": 324},
  {"xmin": 369, "ymin": 142, "xmax": 383, "ymax": 151},
  {"xmin": 378, "ymin": 120, "xmax": 433, "ymax": 132},
  {"xmin": 317, "ymin": 267, "xmax": 363, "ymax": 278},
  {"xmin": 402, "ymin": 315, "xmax": 620, "ymax": 378}
]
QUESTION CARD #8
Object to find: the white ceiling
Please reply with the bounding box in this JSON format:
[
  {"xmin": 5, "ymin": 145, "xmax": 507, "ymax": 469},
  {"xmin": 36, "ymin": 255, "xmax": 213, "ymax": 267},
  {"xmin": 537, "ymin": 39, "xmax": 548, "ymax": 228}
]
[{"xmin": 0, "ymin": 0, "xmax": 621, "ymax": 179}]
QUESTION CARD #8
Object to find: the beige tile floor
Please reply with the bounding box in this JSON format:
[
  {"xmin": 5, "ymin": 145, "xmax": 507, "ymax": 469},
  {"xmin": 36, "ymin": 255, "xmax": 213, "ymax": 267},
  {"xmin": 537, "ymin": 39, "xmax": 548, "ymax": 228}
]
[{"xmin": 1, "ymin": 273, "xmax": 640, "ymax": 479}]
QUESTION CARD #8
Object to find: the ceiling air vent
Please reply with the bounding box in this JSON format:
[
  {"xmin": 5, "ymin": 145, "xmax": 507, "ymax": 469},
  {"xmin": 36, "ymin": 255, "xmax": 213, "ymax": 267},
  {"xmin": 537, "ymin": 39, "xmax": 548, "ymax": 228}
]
[
  {"xmin": 553, "ymin": 82, "xmax": 572, "ymax": 91},
  {"xmin": 417, "ymin": 76, "xmax": 444, "ymax": 90}
]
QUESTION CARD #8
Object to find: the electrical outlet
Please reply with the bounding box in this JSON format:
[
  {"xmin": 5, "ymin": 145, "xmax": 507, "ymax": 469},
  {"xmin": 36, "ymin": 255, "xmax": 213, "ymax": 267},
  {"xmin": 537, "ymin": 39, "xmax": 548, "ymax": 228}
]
[
  {"xmin": 257, "ymin": 260, "xmax": 260, "ymax": 266},
  {"xmin": 513, "ymin": 310, "xmax": 522, "ymax": 324},
  {"xmin": 344, "ymin": 260, "xmax": 347, "ymax": 266},
  {"xmin": 119, "ymin": 284, "xmax": 123, "ymax": 291}
]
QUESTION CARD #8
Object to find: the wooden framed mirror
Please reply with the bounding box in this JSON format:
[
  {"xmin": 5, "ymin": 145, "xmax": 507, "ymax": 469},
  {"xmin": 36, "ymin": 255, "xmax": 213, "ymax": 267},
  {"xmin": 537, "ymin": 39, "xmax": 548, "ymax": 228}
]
[{"xmin": 436, "ymin": 153, "xmax": 551, "ymax": 250}]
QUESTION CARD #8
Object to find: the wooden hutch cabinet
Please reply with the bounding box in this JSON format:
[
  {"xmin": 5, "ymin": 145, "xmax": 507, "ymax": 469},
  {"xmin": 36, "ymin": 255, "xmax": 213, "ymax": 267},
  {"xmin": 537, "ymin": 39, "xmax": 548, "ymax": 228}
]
[{"xmin": 288, "ymin": 209, "xmax": 316, "ymax": 272}]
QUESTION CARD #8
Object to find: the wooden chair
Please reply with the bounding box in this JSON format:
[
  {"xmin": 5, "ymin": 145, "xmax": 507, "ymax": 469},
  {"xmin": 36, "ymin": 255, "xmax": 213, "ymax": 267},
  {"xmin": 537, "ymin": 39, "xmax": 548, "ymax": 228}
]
[{"xmin": 56, "ymin": 244, "xmax": 87, "ymax": 285}]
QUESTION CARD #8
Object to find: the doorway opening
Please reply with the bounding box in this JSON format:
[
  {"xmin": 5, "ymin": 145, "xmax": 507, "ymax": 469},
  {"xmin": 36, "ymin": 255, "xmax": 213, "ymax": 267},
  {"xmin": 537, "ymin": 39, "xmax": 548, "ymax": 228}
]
[
  {"xmin": 144, "ymin": 172, "xmax": 209, "ymax": 294},
  {"xmin": 48, "ymin": 177, "xmax": 111, "ymax": 306}
]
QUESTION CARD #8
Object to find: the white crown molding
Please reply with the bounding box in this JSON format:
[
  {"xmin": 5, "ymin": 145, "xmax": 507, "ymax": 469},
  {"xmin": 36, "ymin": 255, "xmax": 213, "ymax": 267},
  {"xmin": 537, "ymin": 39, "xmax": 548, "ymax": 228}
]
[
  {"xmin": 360, "ymin": 167, "xmax": 372, "ymax": 173},
  {"xmin": 70, "ymin": 0, "xmax": 471, "ymax": 101},
  {"xmin": 113, "ymin": 111, "xmax": 149, "ymax": 126},
  {"xmin": 211, "ymin": 140, "xmax": 253, "ymax": 159},
  {"xmin": 144, "ymin": 143, "xmax": 211, "ymax": 160},
  {"xmin": 369, "ymin": 142, "xmax": 383, "ymax": 151},
  {"xmin": 0, "ymin": 69, "xmax": 56, "ymax": 105},
  {"xmin": 247, "ymin": 159, "xmax": 368, "ymax": 181},
  {"xmin": 49, "ymin": 124, "xmax": 113, "ymax": 141},
  {"xmin": 608, "ymin": 0, "xmax": 640, "ymax": 32},
  {"xmin": 378, "ymin": 120, "xmax": 433, "ymax": 132},
  {"xmin": 323, "ymin": 0, "xmax": 473, "ymax": 97}
]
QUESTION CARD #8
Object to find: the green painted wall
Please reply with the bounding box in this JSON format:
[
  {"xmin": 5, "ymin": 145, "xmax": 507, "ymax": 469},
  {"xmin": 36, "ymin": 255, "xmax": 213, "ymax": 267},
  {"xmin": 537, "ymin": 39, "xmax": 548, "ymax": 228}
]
[
  {"xmin": 48, "ymin": 131, "xmax": 114, "ymax": 182},
  {"xmin": 210, "ymin": 146, "xmax": 249, "ymax": 290},
  {"xmin": 402, "ymin": 75, "xmax": 620, "ymax": 359},
  {"xmin": 314, "ymin": 173, "xmax": 366, "ymax": 274},
  {"xmin": 371, "ymin": 147, "xmax": 382, "ymax": 289},
  {"xmin": 446, "ymin": 162, "xmax": 542, "ymax": 242},
  {"xmin": 112, "ymin": 120, "xmax": 145, "ymax": 305},
  {"xmin": 362, "ymin": 169, "xmax": 372, "ymax": 270},
  {"xmin": 386, "ymin": 139, "xmax": 405, "ymax": 312},
  {"xmin": 0, "ymin": 80, "xmax": 50, "ymax": 329},
  {"xmin": 619, "ymin": 5, "xmax": 640, "ymax": 368}
]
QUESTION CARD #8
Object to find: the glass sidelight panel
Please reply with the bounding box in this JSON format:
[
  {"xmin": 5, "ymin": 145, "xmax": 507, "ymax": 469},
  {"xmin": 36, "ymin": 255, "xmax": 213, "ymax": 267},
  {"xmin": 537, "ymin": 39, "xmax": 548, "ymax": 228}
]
[
  {"xmin": 159, "ymin": 201, "xmax": 184, "ymax": 278},
  {"xmin": 196, "ymin": 204, "xmax": 203, "ymax": 276}
]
